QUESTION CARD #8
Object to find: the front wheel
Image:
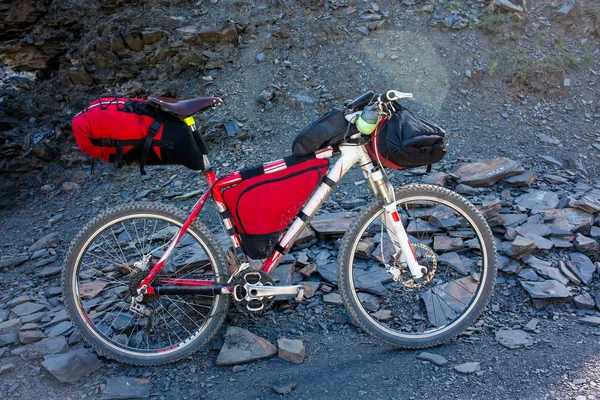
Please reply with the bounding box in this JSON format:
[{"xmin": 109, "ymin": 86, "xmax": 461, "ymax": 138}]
[
  {"xmin": 61, "ymin": 202, "xmax": 229, "ymax": 365},
  {"xmin": 338, "ymin": 184, "xmax": 497, "ymax": 349}
]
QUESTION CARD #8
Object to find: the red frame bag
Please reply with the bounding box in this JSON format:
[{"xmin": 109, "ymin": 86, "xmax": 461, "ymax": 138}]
[{"xmin": 223, "ymin": 157, "xmax": 329, "ymax": 259}]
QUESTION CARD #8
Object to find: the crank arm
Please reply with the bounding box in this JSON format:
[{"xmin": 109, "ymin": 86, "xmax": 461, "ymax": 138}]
[{"xmin": 244, "ymin": 283, "xmax": 305, "ymax": 301}]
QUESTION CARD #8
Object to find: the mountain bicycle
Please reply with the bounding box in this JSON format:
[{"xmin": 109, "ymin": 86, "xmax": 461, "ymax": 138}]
[{"xmin": 62, "ymin": 90, "xmax": 498, "ymax": 365}]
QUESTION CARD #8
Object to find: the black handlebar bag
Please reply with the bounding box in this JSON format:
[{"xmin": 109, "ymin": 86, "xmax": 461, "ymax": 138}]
[
  {"xmin": 370, "ymin": 106, "xmax": 446, "ymax": 169},
  {"xmin": 292, "ymin": 109, "xmax": 350, "ymax": 156}
]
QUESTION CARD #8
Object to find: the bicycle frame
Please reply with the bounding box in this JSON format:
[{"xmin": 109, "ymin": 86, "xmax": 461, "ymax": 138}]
[{"xmin": 138, "ymin": 119, "xmax": 425, "ymax": 297}]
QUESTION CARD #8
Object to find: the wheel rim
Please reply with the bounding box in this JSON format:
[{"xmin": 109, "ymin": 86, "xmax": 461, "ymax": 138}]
[
  {"xmin": 347, "ymin": 195, "xmax": 489, "ymax": 339},
  {"xmin": 70, "ymin": 213, "xmax": 225, "ymax": 357}
]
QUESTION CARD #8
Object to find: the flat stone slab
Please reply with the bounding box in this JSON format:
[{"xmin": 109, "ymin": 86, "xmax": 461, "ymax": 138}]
[
  {"xmin": 101, "ymin": 377, "xmax": 152, "ymax": 399},
  {"xmin": 216, "ymin": 327, "xmax": 277, "ymax": 366},
  {"xmin": 323, "ymin": 293, "xmax": 343, "ymax": 305},
  {"xmin": 11, "ymin": 302, "xmax": 46, "ymax": 317},
  {"xmin": 543, "ymin": 208, "xmax": 594, "ymax": 233},
  {"xmin": 416, "ymin": 352, "xmax": 448, "ymax": 366},
  {"xmin": 516, "ymin": 191, "xmax": 559, "ymax": 210},
  {"xmin": 277, "ymin": 338, "xmax": 305, "ymax": 364},
  {"xmin": 454, "ymin": 362, "xmax": 481, "ymax": 374},
  {"xmin": 578, "ymin": 316, "xmax": 600, "ymax": 326},
  {"xmin": 520, "ymin": 280, "xmax": 571, "ymax": 299},
  {"xmin": 41, "ymin": 348, "xmax": 103, "ymax": 384},
  {"xmin": 568, "ymin": 253, "xmax": 596, "ymax": 285},
  {"xmin": 453, "ymin": 157, "xmax": 523, "ymax": 187},
  {"xmin": 495, "ymin": 329, "xmax": 533, "ymax": 349},
  {"xmin": 311, "ymin": 212, "xmax": 356, "ymax": 235}
]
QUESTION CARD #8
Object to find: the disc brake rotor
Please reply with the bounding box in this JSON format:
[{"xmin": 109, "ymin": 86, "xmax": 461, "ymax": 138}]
[{"xmin": 397, "ymin": 243, "xmax": 437, "ymax": 288}]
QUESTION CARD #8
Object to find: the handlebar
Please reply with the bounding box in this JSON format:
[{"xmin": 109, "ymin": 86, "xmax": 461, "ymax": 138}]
[
  {"xmin": 344, "ymin": 91, "xmax": 374, "ymax": 111},
  {"xmin": 344, "ymin": 90, "xmax": 413, "ymax": 111}
]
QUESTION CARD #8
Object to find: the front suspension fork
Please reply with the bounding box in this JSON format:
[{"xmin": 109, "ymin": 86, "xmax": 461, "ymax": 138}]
[{"xmin": 363, "ymin": 166, "xmax": 425, "ymax": 280}]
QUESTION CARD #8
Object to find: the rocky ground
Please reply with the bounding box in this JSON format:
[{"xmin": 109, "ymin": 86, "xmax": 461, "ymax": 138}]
[{"xmin": 1, "ymin": 0, "xmax": 600, "ymax": 399}]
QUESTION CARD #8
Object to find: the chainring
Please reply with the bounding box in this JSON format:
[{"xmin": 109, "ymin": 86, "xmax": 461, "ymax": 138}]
[{"xmin": 232, "ymin": 270, "xmax": 275, "ymax": 313}]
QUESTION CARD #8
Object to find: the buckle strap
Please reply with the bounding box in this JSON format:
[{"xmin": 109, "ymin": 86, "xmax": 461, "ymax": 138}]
[{"xmin": 140, "ymin": 113, "xmax": 166, "ymax": 175}]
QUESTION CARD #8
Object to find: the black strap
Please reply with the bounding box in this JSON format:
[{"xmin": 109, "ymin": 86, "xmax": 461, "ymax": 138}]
[
  {"xmin": 332, "ymin": 144, "xmax": 341, "ymax": 154},
  {"xmin": 220, "ymin": 210, "xmax": 232, "ymax": 219},
  {"xmin": 297, "ymin": 210, "xmax": 310, "ymax": 223},
  {"xmin": 140, "ymin": 113, "xmax": 166, "ymax": 175},
  {"xmin": 194, "ymin": 130, "xmax": 209, "ymax": 155},
  {"xmin": 322, "ymin": 176, "xmax": 336, "ymax": 188},
  {"xmin": 90, "ymin": 138, "xmax": 171, "ymax": 148},
  {"xmin": 274, "ymin": 244, "xmax": 286, "ymax": 254},
  {"xmin": 114, "ymin": 142, "xmax": 124, "ymax": 168},
  {"xmin": 122, "ymin": 99, "xmax": 158, "ymax": 118},
  {"xmin": 240, "ymin": 165, "xmax": 265, "ymax": 180},
  {"xmin": 226, "ymin": 227, "xmax": 236, "ymax": 235},
  {"xmin": 284, "ymin": 153, "xmax": 315, "ymax": 167},
  {"xmin": 426, "ymin": 164, "xmax": 432, "ymax": 173}
]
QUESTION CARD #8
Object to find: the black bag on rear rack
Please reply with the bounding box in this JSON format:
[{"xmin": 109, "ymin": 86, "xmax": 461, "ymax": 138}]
[
  {"xmin": 369, "ymin": 104, "xmax": 446, "ymax": 169},
  {"xmin": 292, "ymin": 108, "xmax": 350, "ymax": 157}
]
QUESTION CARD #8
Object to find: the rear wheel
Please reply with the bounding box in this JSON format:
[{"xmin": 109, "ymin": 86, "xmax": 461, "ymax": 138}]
[
  {"xmin": 61, "ymin": 202, "xmax": 229, "ymax": 365},
  {"xmin": 338, "ymin": 184, "xmax": 497, "ymax": 348}
]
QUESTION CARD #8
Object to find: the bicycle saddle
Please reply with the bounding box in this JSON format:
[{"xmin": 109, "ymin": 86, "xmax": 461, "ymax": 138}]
[{"xmin": 148, "ymin": 96, "xmax": 222, "ymax": 117}]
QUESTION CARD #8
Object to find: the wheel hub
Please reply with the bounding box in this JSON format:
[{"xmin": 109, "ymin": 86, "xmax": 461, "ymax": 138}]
[
  {"xmin": 394, "ymin": 243, "xmax": 438, "ymax": 288},
  {"xmin": 129, "ymin": 269, "xmax": 159, "ymax": 303}
]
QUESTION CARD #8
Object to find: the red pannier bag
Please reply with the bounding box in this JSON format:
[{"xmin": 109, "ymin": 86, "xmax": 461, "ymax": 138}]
[
  {"xmin": 72, "ymin": 97, "xmax": 206, "ymax": 174},
  {"xmin": 222, "ymin": 157, "xmax": 329, "ymax": 259}
]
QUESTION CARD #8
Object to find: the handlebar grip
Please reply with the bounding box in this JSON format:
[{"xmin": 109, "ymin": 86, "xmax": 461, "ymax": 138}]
[{"xmin": 344, "ymin": 91, "xmax": 374, "ymax": 110}]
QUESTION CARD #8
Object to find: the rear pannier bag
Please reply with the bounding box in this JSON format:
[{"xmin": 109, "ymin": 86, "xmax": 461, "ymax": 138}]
[
  {"xmin": 369, "ymin": 106, "xmax": 446, "ymax": 169},
  {"xmin": 72, "ymin": 97, "xmax": 207, "ymax": 174},
  {"xmin": 292, "ymin": 108, "xmax": 350, "ymax": 157},
  {"xmin": 223, "ymin": 157, "xmax": 329, "ymax": 259}
]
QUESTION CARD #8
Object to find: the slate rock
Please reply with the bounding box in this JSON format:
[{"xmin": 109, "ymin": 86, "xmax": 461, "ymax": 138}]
[
  {"xmin": 277, "ymin": 338, "xmax": 305, "ymax": 364},
  {"xmin": 0, "ymin": 254, "xmax": 29, "ymax": 269},
  {"xmin": 416, "ymin": 352, "xmax": 448, "ymax": 366},
  {"xmin": 574, "ymin": 234, "xmax": 599, "ymax": 253},
  {"xmin": 523, "ymin": 318, "xmax": 539, "ymax": 332},
  {"xmin": 323, "ymin": 293, "xmax": 343, "ymax": 305},
  {"xmin": 15, "ymin": 336, "xmax": 69, "ymax": 360},
  {"xmin": 495, "ymin": 329, "xmax": 533, "ymax": 349},
  {"xmin": 11, "ymin": 302, "xmax": 46, "ymax": 317},
  {"xmin": 0, "ymin": 363, "xmax": 15, "ymax": 374},
  {"xmin": 559, "ymin": 261, "xmax": 581, "ymax": 285},
  {"xmin": 501, "ymin": 171, "xmax": 537, "ymax": 187},
  {"xmin": 316, "ymin": 262, "xmax": 338, "ymax": 285},
  {"xmin": 311, "ymin": 212, "xmax": 356, "ymax": 235},
  {"xmin": 454, "ymin": 362, "xmax": 481, "ymax": 374},
  {"xmin": 371, "ymin": 309, "xmax": 393, "ymax": 321},
  {"xmin": 453, "ymin": 158, "xmax": 523, "ymax": 187},
  {"xmin": 543, "ymin": 209, "xmax": 594, "ymax": 233},
  {"xmin": 101, "ymin": 377, "xmax": 152, "ymax": 399},
  {"xmin": 216, "ymin": 327, "xmax": 277, "ymax": 366},
  {"xmin": 512, "ymin": 236, "xmax": 535, "ymax": 255},
  {"xmin": 594, "ymin": 290, "xmax": 600, "ymax": 310},
  {"xmin": 37, "ymin": 265, "xmax": 62, "ymax": 278},
  {"xmin": 569, "ymin": 196, "xmax": 600, "ymax": 214},
  {"xmin": 19, "ymin": 329, "xmax": 46, "ymax": 344},
  {"xmin": 47, "ymin": 321, "xmax": 73, "ymax": 337},
  {"xmin": 574, "ymin": 293, "xmax": 595, "ymax": 310},
  {"xmin": 568, "ymin": 253, "xmax": 595, "ymax": 285},
  {"xmin": 358, "ymin": 292, "xmax": 380, "ymax": 312},
  {"xmin": 516, "ymin": 191, "xmax": 559, "ymax": 210},
  {"xmin": 578, "ymin": 316, "xmax": 600, "ymax": 326},
  {"xmin": 0, "ymin": 318, "xmax": 22, "ymax": 334},
  {"xmin": 29, "ymin": 232, "xmax": 58, "ymax": 252},
  {"xmin": 0, "ymin": 333, "xmax": 18, "ymax": 347},
  {"xmin": 271, "ymin": 382, "xmax": 297, "ymax": 395},
  {"xmin": 520, "ymin": 280, "xmax": 571, "ymax": 299},
  {"xmin": 41, "ymin": 348, "xmax": 103, "ymax": 383}
]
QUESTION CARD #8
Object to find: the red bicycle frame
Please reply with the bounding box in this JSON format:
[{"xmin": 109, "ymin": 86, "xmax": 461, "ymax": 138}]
[{"xmin": 138, "ymin": 146, "xmax": 340, "ymax": 295}]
